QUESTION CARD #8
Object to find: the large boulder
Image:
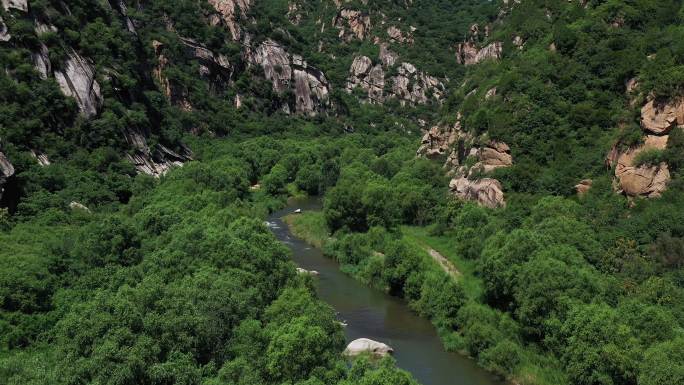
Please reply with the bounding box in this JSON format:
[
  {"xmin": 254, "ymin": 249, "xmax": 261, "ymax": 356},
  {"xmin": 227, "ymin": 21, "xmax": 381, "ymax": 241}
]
[
  {"xmin": 614, "ymin": 135, "xmax": 670, "ymax": 198},
  {"xmin": 449, "ymin": 177, "xmax": 505, "ymax": 208},
  {"xmin": 343, "ymin": 338, "xmax": 393, "ymax": 357},
  {"xmin": 475, "ymin": 141, "xmax": 512, "ymax": 172},
  {"xmin": 54, "ymin": 50, "xmax": 102, "ymax": 118},
  {"xmin": 641, "ymin": 97, "xmax": 684, "ymax": 134}
]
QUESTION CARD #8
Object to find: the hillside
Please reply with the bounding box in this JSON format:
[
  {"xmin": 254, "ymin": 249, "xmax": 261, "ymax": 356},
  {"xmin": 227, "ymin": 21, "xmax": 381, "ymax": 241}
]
[{"xmin": 1, "ymin": 1, "xmax": 684, "ymax": 385}]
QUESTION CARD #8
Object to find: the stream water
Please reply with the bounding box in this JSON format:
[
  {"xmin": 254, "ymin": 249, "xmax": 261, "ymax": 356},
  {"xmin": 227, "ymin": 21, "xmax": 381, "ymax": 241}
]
[{"xmin": 266, "ymin": 197, "xmax": 501, "ymax": 385}]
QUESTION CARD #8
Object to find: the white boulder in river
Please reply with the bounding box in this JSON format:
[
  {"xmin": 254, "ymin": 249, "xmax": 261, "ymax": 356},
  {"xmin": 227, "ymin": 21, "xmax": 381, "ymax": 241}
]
[{"xmin": 343, "ymin": 338, "xmax": 394, "ymax": 357}]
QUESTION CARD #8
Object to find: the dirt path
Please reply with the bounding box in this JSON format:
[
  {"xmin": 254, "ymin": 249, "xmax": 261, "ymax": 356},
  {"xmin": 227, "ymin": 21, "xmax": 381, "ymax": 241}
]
[{"xmin": 426, "ymin": 247, "xmax": 462, "ymax": 279}]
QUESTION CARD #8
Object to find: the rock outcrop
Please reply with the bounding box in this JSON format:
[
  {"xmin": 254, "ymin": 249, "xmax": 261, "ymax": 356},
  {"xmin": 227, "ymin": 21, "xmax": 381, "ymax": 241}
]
[
  {"xmin": 417, "ymin": 121, "xmax": 462, "ymax": 159},
  {"xmin": 346, "ymin": 56, "xmax": 444, "ymax": 105},
  {"xmin": 575, "ymin": 179, "xmax": 592, "ymax": 196},
  {"xmin": 2, "ymin": 0, "xmax": 27, "ymax": 12},
  {"xmin": 387, "ymin": 25, "xmax": 413, "ymax": 44},
  {"xmin": 248, "ymin": 39, "xmax": 330, "ymax": 115},
  {"xmin": 208, "ymin": 0, "xmax": 251, "ymax": 40},
  {"xmin": 54, "ymin": 50, "xmax": 102, "ymax": 118},
  {"xmin": 0, "ymin": 16, "xmax": 10, "ymax": 42},
  {"xmin": 417, "ymin": 116, "xmax": 512, "ymax": 208},
  {"xmin": 449, "ymin": 177, "xmax": 505, "ymax": 208},
  {"xmin": 640, "ymin": 97, "xmax": 684, "ymax": 134},
  {"xmin": 124, "ymin": 127, "xmax": 192, "ymax": 177},
  {"xmin": 454, "ymin": 23, "xmax": 502, "ymax": 65},
  {"xmin": 473, "ymin": 141, "xmax": 512, "ymax": 173},
  {"xmin": 343, "ymin": 338, "xmax": 393, "ymax": 357},
  {"xmin": 0, "ymin": 150, "xmax": 15, "ymax": 204},
  {"xmin": 455, "ymin": 41, "xmax": 502, "ymax": 65},
  {"xmin": 613, "ymin": 135, "xmax": 670, "ymax": 198},
  {"xmin": 346, "ymin": 56, "xmax": 384, "ymax": 103},
  {"xmin": 334, "ymin": 9, "xmax": 370, "ymax": 41},
  {"xmin": 31, "ymin": 44, "xmax": 51, "ymax": 79}
]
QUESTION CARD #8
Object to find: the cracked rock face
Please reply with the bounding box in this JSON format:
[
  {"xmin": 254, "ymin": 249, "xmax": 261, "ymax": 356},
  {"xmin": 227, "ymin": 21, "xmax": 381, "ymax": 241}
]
[
  {"xmin": 248, "ymin": 39, "xmax": 330, "ymax": 114},
  {"xmin": 54, "ymin": 50, "xmax": 102, "ymax": 118},
  {"xmin": 455, "ymin": 41, "xmax": 502, "ymax": 65},
  {"xmin": 417, "ymin": 115, "xmax": 512, "ymax": 208},
  {"xmin": 346, "ymin": 56, "xmax": 444, "ymax": 105},
  {"xmin": 450, "ymin": 177, "xmax": 505, "ymax": 208},
  {"xmin": 387, "ymin": 26, "xmax": 413, "ymax": 44},
  {"xmin": 417, "ymin": 121, "xmax": 463, "ymax": 159},
  {"xmin": 0, "ymin": 16, "xmax": 10, "ymax": 42},
  {"xmin": 641, "ymin": 97, "xmax": 684, "ymax": 134},
  {"xmin": 2, "ymin": 0, "xmax": 27, "ymax": 12},
  {"xmin": 614, "ymin": 135, "xmax": 670, "ymax": 198},
  {"xmin": 474, "ymin": 141, "xmax": 512, "ymax": 173},
  {"xmin": 334, "ymin": 9, "xmax": 370, "ymax": 41},
  {"xmin": 0, "ymin": 150, "xmax": 15, "ymax": 203},
  {"xmin": 124, "ymin": 128, "xmax": 193, "ymax": 177},
  {"xmin": 31, "ymin": 44, "xmax": 51, "ymax": 79},
  {"xmin": 208, "ymin": 0, "xmax": 251, "ymax": 40}
]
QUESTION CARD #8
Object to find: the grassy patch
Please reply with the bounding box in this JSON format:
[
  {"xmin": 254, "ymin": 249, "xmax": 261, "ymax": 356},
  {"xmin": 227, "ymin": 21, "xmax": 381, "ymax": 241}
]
[
  {"xmin": 401, "ymin": 226, "xmax": 484, "ymax": 300},
  {"xmin": 283, "ymin": 211, "xmax": 330, "ymax": 248}
]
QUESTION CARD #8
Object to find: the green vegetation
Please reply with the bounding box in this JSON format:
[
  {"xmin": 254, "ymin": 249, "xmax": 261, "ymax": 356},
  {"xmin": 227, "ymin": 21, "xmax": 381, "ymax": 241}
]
[
  {"xmin": 284, "ymin": 211, "xmax": 330, "ymax": 249},
  {"xmin": 2, "ymin": 1, "xmax": 684, "ymax": 385}
]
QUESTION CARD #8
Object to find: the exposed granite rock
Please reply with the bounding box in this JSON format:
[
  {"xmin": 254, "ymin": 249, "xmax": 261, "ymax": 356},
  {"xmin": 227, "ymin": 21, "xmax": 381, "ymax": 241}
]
[
  {"xmin": 292, "ymin": 55, "xmax": 330, "ymax": 115},
  {"xmin": 2, "ymin": 0, "xmax": 27, "ymax": 12},
  {"xmin": 450, "ymin": 177, "xmax": 505, "ymax": 208},
  {"xmin": 387, "ymin": 25, "xmax": 413, "ymax": 44},
  {"xmin": 0, "ymin": 150, "xmax": 15, "ymax": 203},
  {"xmin": 0, "ymin": 16, "xmax": 10, "ymax": 42},
  {"xmin": 30, "ymin": 150, "xmax": 50, "ymax": 166},
  {"xmin": 473, "ymin": 141, "xmax": 512, "ymax": 173},
  {"xmin": 334, "ymin": 9, "xmax": 370, "ymax": 41},
  {"xmin": 614, "ymin": 135, "xmax": 670, "ymax": 198},
  {"xmin": 69, "ymin": 201, "xmax": 91, "ymax": 213},
  {"xmin": 31, "ymin": 43, "xmax": 51, "ymax": 79},
  {"xmin": 455, "ymin": 41, "xmax": 502, "ymax": 65},
  {"xmin": 208, "ymin": 0, "xmax": 251, "ymax": 40},
  {"xmin": 248, "ymin": 39, "xmax": 330, "ymax": 114},
  {"xmin": 417, "ymin": 121, "xmax": 462, "ymax": 159},
  {"xmin": 512, "ymin": 35, "xmax": 524, "ymax": 49},
  {"xmin": 391, "ymin": 62, "xmax": 445, "ymax": 105},
  {"xmin": 641, "ymin": 97, "xmax": 684, "ymax": 134},
  {"xmin": 179, "ymin": 37, "xmax": 232, "ymax": 79},
  {"xmin": 54, "ymin": 50, "xmax": 102, "ymax": 118},
  {"xmin": 115, "ymin": 0, "xmax": 136, "ymax": 34},
  {"xmin": 344, "ymin": 338, "xmax": 393, "ymax": 357},
  {"xmin": 575, "ymin": 179, "xmax": 592, "ymax": 196},
  {"xmin": 287, "ymin": 1, "xmax": 302, "ymax": 25},
  {"xmin": 347, "ymin": 56, "xmax": 444, "ymax": 105},
  {"xmin": 485, "ymin": 87, "xmax": 497, "ymax": 99},
  {"xmin": 417, "ymin": 115, "xmax": 511, "ymax": 208},
  {"xmin": 379, "ymin": 43, "xmax": 398, "ymax": 67},
  {"xmin": 124, "ymin": 128, "xmax": 192, "ymax": 177},
  {"xmin": 346, "ymin": 56, "xmax": 384, "ymax": 103}
]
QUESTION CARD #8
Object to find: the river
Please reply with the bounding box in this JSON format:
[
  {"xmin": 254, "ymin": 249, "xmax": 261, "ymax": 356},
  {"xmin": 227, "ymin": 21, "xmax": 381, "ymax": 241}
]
[{"xmin": 266, "ymin": 197, "xmax": 501, "ymax": 385}]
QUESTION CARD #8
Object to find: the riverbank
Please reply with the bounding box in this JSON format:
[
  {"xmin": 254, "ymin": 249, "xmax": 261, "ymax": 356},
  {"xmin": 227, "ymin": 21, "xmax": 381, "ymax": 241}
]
[{"xmin": 282, "ymin": 209, "xmax": 567, "ymax": 385}]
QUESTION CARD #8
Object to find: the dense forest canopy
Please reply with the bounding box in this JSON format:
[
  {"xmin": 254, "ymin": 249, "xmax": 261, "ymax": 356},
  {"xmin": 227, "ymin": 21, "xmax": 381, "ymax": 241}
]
[{"xmin": 1, "ymin": 0, "xmax": 684, "ymax": 385}]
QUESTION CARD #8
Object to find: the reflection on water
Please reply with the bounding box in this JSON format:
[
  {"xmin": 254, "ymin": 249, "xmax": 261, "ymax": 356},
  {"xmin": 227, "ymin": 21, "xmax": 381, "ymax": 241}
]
[{"xmin": 266, "ymin": 197, "xmax": 502, "ymax": 385}]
